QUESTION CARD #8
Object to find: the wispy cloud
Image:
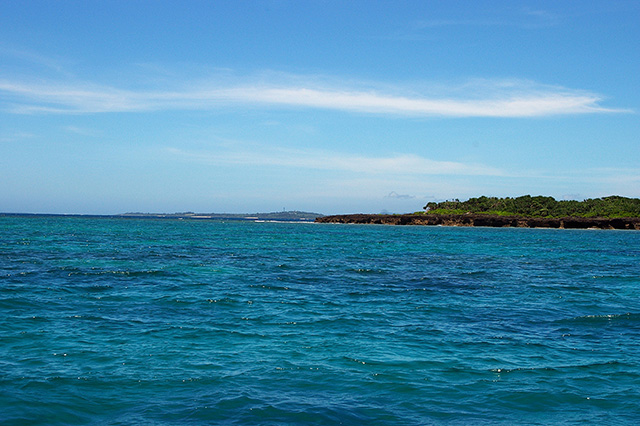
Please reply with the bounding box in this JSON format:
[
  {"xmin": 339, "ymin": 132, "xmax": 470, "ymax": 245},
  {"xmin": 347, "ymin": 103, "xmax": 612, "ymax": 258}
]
[
  {"xmin": 0, "ymin": 44, "xmax": 68, "ymax": 73},
  {"xmin": 385, "ymin": 191, "xmax": 416, "ymax": 200},
  {"xmin": 521, "ymin": 7, "xmax": 560, "ymax": 27},
  {"xmin": 63, "ymin": 125, "xmax": 98, "ymax": 137},
  {"xmin": 0, "ymin": 75, "xmax": 626, "ymax": 117},
  {"xmin": 388, "ymin": 7, "xmax": 560, "ymax": 41},
  {"xmin": 166, "ymin": 144, "xmax": 503, "ymax": 177},
  {"xmin": 412, "ymin": 7, "xmax": 559, "ymax": 30},
  {"xmin": 0, "ymin": 131, "xmax": 37, "ymax": 143}
]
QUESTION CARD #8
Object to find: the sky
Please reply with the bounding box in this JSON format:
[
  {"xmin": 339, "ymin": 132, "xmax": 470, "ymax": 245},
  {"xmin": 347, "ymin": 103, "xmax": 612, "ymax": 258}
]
[{"xmin": 1, "ymin": 0, "xmax": 639, "ymax": 215}]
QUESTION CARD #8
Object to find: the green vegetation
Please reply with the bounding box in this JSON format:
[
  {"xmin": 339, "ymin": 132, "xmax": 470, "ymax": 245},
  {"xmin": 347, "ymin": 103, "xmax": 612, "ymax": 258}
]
[{"xmin": 422, "ymin": 195, "xmax": 640, "ymax": 218}]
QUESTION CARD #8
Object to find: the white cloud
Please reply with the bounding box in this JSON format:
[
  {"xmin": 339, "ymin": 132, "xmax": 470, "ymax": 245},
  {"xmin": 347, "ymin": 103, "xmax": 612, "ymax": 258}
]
[
  {"xmin": 0, "ymin": 45, "xmax": 68, "ymax": 73},
  {"xmin": 63, "ymin": 126, "xmax": 98, "ymax": 136},
  {"xmin": 411, "ymin": 7, "xmax": 559, "ymax": 30},
  {"xmin": 166, "ymin": 144, "xmax": 503, "ymax": 177},
  {"xmin": 0, "ymin": 75, "xmax": 627, "ymax": 117},
  {"xmin": 0, "ymin": 131, "xmax": 36, "ymax": 143},
  {"xmin": 385, "ymin": 191, "xmax": 416, "ymax": 200}
]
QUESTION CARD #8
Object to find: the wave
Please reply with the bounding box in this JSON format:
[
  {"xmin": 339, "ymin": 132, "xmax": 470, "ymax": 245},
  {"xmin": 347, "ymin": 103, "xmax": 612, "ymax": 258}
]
[
  {"xmin": 489, "ymin": 360, "xmax": 626, "ymax": 375},
  {"xmin": 556, "ymin": 312, "xmax": 640, "ymax": 325},
  {"xmin": 65, "ymin": 269, "xmax": 169, "ymax": 278}
]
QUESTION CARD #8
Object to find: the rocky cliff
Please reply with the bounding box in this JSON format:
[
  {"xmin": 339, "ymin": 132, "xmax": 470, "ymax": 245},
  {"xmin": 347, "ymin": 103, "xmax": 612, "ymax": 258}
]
[{"xmin": 315, "ymin": 214, "xmax": 640, "ymax": 230}]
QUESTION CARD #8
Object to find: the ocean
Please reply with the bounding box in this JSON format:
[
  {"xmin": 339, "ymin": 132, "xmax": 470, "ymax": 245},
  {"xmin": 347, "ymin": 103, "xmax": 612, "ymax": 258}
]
[{"xmin": 1, "ymin": 216, "xmax": 639, "ymax": 425}]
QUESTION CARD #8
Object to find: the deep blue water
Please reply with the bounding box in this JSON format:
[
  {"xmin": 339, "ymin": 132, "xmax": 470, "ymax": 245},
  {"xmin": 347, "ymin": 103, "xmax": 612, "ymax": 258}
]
[{"xmin": 1, "ymin": 216, "xmax": 640, "ymax": 425}]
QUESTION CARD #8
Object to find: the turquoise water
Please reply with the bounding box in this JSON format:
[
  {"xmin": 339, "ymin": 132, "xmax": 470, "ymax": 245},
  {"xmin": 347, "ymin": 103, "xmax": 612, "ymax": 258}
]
[{"xmin": 1, "ymin": 216, "xmax": 640, "ymax": 425}]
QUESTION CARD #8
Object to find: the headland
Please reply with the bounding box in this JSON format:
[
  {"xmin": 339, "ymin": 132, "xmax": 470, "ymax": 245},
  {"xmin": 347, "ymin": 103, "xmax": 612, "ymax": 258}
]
[
  {"xmin": 317, "ymin": 196, "xmax": 640, "ymax": 229},
  {"xmin": 315, "ymin": 213, "xmax": 640, "ymax": 230}
]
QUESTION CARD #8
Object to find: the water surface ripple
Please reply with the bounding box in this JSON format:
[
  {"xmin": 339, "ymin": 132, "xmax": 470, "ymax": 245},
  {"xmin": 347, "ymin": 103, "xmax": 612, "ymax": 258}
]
[{"xmin": 1, "ymin": 217, "xmax": 640, "ymax": 424}]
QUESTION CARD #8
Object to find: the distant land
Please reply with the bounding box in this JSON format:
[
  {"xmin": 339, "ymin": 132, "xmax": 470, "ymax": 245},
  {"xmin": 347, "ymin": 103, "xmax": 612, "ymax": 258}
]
[
  {"xmin": 316, "ymin": 196, "xmax": 640, "ymax": 230},
  {"xmin": 0, "ymin": 211, "xmax": 323, "ymax": 222},
  {"xmin": 119, "ymin": 210, "xmax": 323, "ymax": 221},
  {"xmin": 316, "ymin": 213, "xmax": 640, "ymax": 230},
  {"xmin": 420, "ymin": 195, "xmax": 640, "ymax": 219}
]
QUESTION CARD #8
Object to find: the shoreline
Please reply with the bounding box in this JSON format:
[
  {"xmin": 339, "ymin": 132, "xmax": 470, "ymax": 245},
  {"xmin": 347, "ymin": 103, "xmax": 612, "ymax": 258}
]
[
  {"xmin": 0, "ymin": 211, "xmax": 320, "ymax": 222},
  {"xmin": 315, "ymin": 213, "xmax": 640, "ymax": 230}
]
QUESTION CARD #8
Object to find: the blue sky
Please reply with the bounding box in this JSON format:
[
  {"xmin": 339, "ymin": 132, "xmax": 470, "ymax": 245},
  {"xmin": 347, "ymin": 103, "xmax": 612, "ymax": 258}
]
[{"xmin": 1, "ymin": 0, "xmax": 638, "ymax": 214}]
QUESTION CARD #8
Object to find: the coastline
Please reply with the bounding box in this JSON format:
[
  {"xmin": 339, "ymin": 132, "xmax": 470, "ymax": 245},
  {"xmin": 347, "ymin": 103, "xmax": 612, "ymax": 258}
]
[
  {"xmin": 0, "ymin": 211, "xmax": 321, "ymax": 222},
  {"xmin": 315, "ymin": 213, "xmax": 640, "ymax": 230}
]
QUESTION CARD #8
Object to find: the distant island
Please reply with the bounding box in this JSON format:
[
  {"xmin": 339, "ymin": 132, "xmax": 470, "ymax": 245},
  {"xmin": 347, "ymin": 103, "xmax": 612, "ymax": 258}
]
[
  {"xmin": 119, "ymin": 210, "xmax": 323, "ymax": 222},
  {"xmin": 316, "ymin": 196, "xmax": 640, "ymax": 230},
  {"xmin": 1, "ymin": 211, "xmax": 323, "ymax": 222}
]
